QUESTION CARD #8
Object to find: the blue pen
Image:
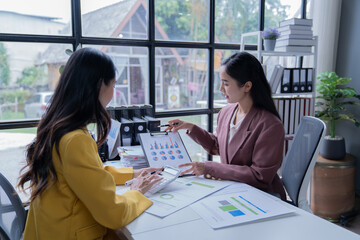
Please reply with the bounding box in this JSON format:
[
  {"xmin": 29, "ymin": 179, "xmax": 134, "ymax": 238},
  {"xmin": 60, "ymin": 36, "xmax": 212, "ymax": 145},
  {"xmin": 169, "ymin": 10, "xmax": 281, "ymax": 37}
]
[{"xmin": 124, "ymin": 170, "xmax": 158, "ymax": 186}]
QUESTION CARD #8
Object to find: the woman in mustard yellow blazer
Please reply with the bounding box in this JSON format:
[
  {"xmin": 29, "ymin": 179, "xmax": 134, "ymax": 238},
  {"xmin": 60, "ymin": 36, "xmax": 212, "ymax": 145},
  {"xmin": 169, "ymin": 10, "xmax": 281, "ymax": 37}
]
[{"xmin": 18, "ymin": 48, "xmax": 161, "ymax": 239}]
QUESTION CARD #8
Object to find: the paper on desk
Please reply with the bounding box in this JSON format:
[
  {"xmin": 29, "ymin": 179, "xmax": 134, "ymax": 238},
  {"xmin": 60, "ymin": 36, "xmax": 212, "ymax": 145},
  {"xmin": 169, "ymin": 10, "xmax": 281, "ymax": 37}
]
[
  {"xmin": 145, "ymin": 176, "xmax": 230, "ymax": 218},
  {"xmin": 117, "ymin": 145, "xmax": 149, "ymax": 169},
  {"xmin": 116, "ymin": 186, "xmax": 131, "ymax": 195},
  {"xmin": 103, "ymin": 160, "xmax": 125, "ymax": 169},
  {"xmin": 191, "ymin": 185, "xmax": 295, "ymax": 229}
]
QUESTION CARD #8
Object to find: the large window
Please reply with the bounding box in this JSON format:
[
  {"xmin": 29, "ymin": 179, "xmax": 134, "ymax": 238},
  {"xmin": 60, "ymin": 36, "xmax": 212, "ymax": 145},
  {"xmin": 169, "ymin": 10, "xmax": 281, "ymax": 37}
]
[
  {"xmin": 156, "ymin": 47, "xmax": 209, "ymax": 111},
  {"xmin": 0, "ymin": 0, "xmax": 71, "ymax": 36},
  {"xmin": 155, "ymin": 0, "xmax": 209, "ymax": 42},
  {"xmin": 265, "ymin": 0, "xmax": 301, "ymax": 29},
  {"xmin": 81, "ymin": 0, "xmax": 148, "ymax": 39},
  {"xmin": 0, "ymin": 0, "xmax": 307, "ymax": 183},
  {"xmin": 215, "ymin": 0, "xmax": 259, "ymax": 44}
]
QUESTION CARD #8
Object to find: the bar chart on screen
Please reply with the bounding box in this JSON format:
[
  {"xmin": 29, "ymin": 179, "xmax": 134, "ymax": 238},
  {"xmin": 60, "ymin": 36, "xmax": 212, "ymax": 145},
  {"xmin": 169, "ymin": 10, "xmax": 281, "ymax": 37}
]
[{"xmin": 191, "ymin": 187, "xmax": 295, "ymax": 229}]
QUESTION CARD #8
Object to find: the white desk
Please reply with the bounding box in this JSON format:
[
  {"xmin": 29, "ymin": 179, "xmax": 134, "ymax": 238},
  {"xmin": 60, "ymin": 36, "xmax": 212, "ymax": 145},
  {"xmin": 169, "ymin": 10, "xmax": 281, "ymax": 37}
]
[{"xmin": 124, "ymin": 179, "xmax": 359, "ymax": 240}]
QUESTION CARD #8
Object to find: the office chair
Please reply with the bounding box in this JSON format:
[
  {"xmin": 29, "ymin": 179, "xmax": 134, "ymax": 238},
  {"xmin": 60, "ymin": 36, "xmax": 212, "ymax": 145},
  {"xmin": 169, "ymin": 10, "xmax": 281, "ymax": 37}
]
[
  {"xmin": 0, "ymin": 172, "xmax": 26, "ymax": 240},
  {"xmin": 281, "ymin": 116, "xmax": 326, "ymax": 212}
]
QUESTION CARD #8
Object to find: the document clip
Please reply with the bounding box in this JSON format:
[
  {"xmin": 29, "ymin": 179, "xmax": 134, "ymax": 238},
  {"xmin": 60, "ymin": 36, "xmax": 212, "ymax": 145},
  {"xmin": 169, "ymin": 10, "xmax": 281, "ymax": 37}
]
[{"xmin": 149, "ymin": 131, "xmax": 168, "ymax": 136}]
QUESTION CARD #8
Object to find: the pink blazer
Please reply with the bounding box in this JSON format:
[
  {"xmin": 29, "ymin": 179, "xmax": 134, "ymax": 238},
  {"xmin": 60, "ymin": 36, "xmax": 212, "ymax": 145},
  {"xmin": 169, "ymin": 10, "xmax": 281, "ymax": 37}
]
[{"xmin": 188, "ymin": 104, "xmax": 286, "ymax": 200}]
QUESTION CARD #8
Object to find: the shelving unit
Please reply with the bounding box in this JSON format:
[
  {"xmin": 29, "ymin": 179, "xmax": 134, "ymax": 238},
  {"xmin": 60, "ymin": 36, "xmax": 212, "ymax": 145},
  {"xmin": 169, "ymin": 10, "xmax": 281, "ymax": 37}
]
[
  {"xmin": 240, "ymin": 31, "xmax": 318, "ymax": 137},
  {"xmin": 240, "ymin": 31, "xmax": 318, "ymax": 95}
]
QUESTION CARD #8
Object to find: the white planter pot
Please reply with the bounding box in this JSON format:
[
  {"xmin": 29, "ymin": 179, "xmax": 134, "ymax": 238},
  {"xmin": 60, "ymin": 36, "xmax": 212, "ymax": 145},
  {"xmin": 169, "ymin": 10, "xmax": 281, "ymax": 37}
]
[{"xmin": 264, "ymin": 39, "xmax": 276, "ymax": 51}]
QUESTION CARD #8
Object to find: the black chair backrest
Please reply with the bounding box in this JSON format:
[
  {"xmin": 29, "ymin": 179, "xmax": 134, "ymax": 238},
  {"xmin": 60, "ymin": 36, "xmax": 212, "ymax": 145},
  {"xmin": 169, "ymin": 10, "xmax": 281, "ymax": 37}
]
[{"xmin": 0, "ymin": 172, "xmax": 26, "ymax": 240}]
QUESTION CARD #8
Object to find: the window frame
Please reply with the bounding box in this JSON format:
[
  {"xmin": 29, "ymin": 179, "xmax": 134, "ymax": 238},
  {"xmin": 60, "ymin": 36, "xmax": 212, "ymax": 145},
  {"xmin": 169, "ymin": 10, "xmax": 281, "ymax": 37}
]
[{"xmin": 0, "ymin": 0, "xmax": 308, "ymax": 159}]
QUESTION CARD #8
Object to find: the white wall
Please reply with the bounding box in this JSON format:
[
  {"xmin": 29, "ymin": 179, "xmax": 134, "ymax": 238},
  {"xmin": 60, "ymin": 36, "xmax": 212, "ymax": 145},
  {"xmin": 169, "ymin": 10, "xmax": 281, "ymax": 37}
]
[{"xmin": 336, "ymin": 0, "xmax": 360, "ymax": 194}]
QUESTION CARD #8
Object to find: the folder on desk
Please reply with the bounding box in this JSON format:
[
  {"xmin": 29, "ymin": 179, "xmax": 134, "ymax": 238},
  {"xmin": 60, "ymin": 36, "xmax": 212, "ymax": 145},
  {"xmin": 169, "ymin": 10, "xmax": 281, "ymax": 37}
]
[
  {"xmin": 107, "ymin": 106, "xmax": 116, "ymax": 120},
  {"xmin": 143, "ymin": 115, "xmax": 161, "ymax": 132},
  {"xmin": 143, "ymin": 104, "xmax": 155, "ymax": 117},
  {"xmin": 120, "ymin": 118, "xmax": 133, "ymax": 146},
  {"xmin": 106, "ymin": 106, "xmax": 123, "ymax": 122},
  {"xmin": 132, "ymin": 117, "xmax": 147, "ymax": 145}
]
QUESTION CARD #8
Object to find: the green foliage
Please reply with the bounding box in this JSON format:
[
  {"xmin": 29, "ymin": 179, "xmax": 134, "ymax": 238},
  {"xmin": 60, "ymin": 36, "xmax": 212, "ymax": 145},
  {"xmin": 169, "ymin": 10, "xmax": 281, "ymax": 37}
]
[
  {"xmin": 155, "ymin": 0, "xmax": 287, "ymax": 43},
  {"xmin": 2, "ymin": 127, "xmax": 37, "ymax": 134},
  {"xmin": 264, "ymin": 1, "xmax": 289, "ymax": 29},
  {"xmin": 0, "ymin": 111, "xmax": 25, "ymax": 120},
  {"xmin": 215, "ymin": 0, "xmax": 257, "ymax": 43},
  {"xmin": 0, "ymin": 42, "xmax": 10, "ymax": 87},
  {"xmin": 315, "ymin": 72, "xmax": 360, "ymax": 138},
  {"xmin": 0, "ymin": 89, "xmax": 31, "ymax": 104},
  {"xmin": 16, "ymin": 65, "xmax": 47, "ymax": 86},
  {"xmin": 155, "ymin": 0, "xmax": 208, "ymax": 41}
]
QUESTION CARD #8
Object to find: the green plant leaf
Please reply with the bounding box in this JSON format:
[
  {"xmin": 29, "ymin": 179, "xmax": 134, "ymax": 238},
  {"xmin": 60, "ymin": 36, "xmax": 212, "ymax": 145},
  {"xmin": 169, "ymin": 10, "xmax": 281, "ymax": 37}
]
[
  {"xmin": 65, "ymin": 49, "xmax": 73, "ymax": 56},
  {"xmin": 315, "ymin": 71, "xmax": 360, "ymax": 128},
  {"xmin": 315, "ymin": 101, "xmax": 324, "ymax": 106}
]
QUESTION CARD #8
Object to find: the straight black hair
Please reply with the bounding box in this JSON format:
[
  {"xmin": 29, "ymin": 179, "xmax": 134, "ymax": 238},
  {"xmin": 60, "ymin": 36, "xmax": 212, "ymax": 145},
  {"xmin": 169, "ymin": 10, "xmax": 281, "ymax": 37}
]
[
  {"xmin": 222, "ymin": 51, "xmax": 281, "ymax": 119},
  {"xmin": 18, "ymin": 48, "xmax": 116, "ymax": 201}
]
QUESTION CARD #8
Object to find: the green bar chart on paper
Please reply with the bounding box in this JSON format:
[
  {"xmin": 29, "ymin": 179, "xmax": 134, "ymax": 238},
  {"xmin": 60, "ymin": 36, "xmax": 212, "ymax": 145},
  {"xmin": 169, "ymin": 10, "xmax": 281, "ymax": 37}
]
[
  {"xmin": 215, "ymin": 195, "xmax": 267, "ymax": 218},
  {"xmin": 191, "ymin": 186, "xmax": 294, "ymax": 229},
  {"xmin": 188, "ymin": 181, "xmax": 215, "ymax": 188}
]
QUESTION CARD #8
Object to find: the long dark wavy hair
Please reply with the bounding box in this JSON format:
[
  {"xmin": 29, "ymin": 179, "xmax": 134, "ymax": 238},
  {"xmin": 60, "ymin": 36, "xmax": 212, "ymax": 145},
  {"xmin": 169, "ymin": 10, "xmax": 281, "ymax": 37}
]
[
  {"xmin": 18, "ymin": 48, "xmax": 116, "ymax": 201},
  {"xmin": 222, "ymin": 51, "xmax": 281, "ymax": 119}
]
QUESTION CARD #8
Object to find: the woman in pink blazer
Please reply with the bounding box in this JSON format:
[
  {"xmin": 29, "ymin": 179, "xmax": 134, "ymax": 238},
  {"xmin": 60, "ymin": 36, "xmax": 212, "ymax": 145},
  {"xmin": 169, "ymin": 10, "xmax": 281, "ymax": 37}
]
[{"xmin": 166, "ymin": 52, "xmax": 286, "ymax": 200}]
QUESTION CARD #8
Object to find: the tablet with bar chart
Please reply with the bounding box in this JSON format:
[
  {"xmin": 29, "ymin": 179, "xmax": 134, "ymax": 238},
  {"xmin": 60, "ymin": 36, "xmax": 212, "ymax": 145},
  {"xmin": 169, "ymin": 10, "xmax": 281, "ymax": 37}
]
[{"xmin": 139, "ymin": 132, "xmax": 192, "ymax": 168}]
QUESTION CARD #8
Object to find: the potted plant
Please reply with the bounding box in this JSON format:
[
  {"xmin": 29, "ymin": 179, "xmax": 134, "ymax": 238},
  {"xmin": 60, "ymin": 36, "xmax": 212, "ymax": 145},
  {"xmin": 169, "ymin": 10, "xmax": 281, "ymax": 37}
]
[
  {"xmin": 315, "ymin": 72, "xmax": 360, "ymax": 160},
  {"xmin": 262, "ymin": 28, "xmax": 280, "ymax": 51}
]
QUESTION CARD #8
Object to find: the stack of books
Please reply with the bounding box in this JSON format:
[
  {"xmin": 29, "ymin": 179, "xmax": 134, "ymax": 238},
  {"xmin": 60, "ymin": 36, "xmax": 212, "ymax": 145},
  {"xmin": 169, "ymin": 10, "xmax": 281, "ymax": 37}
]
[
  {"xmin": 117, "ymin": 145, "xmax": 149, "ymax": 169},
  {"xmin": 275, "ymin": 18, "xmax": 316, "ymax": 53}
]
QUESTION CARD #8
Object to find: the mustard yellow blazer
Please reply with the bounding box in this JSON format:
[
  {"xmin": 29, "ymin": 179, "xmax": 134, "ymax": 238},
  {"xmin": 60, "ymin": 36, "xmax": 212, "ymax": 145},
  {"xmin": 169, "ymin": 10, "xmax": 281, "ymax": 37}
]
[{"xmin": 23, "ymin": 129, "xmax": 152, "ymax": 240}]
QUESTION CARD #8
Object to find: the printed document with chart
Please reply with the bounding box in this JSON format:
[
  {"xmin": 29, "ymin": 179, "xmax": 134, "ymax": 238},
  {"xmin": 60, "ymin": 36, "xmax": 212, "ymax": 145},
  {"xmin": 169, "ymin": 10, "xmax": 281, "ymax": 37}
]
[
  {"xmin": 191, "ymin": 182, "xmax": 295, "ymax": 229},
  {"xmin": 145, "ymin": 176, "xmax": 230, "ymax": 218}
]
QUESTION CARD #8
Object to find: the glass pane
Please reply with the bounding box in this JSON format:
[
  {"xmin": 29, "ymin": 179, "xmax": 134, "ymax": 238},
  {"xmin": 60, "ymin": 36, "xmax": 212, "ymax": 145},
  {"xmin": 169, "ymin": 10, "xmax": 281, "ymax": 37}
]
[
  {"xmin": 213, "ymin": 49, "xmax": 238, "ymax": 108},
  {"xmin": 84, "ymin": 45, "xmax": 149, "ymax": 106},
  {"xmin": 0, "ymin": 128, "xmax": 35, "ymax": 201},
  {"xmin": 81, "ymin": 0, "xmax": 148, "ymax": 39},
  {"xmin": 155, "ymin": 47, "xmax": 208, "ymax": 111},
  {"xmin": 0, "ymin": 0, "xmax": 71, "ymax": 35},
  {"xmin": 160, "ymin": 115, "xmax": 208, "ymax": 162},
  {"xmin": 0, "ymin": 42, "xmax": 71, "ymax": 120},
  {"xmin": 215, "ymin": 0, "xmax": 259, "ymax": 44},
  {"xmin": 155, "ymin": 0, "xmax": 209, "ymax": 42},
  {"xmin": 264, "ymin": 0, "xmax": 301, "ymax": 29}
]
